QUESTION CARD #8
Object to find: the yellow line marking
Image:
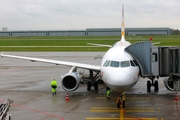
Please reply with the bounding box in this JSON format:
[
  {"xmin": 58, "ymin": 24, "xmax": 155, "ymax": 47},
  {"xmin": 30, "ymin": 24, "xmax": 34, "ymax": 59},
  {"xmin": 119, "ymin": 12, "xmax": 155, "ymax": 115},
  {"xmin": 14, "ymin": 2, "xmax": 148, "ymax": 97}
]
[
  {"xmin": 158, "ymin": 108, "xmax": 161, "ymax": 112},
  {"xmin": 120, "ymin": 108, "xmax": 124, "ymax": 120},
  {"xmin": 86, "ymin": 118, "xmax": 158, "ymax": 120},
  {"xmin": 90, "ymin": 108, "xmax": 155, "ymax": 112},
  {"xmin": 90, "ymin": 109, "xmax": 119, "ymax": 112},
  {"xmin": 91, "ymin": 107, "xmax": 154, "ymax": 110},
  {"xmin": 91, "ymin": 107, "xmax": 117, "ymax": 109},
  {"xmin": 96, "ymin": 97, "xmax": 152, "ymax": 100},
  {"xmin": 86, "ymin": 118, "xmax": 119, "ymax": 120}
]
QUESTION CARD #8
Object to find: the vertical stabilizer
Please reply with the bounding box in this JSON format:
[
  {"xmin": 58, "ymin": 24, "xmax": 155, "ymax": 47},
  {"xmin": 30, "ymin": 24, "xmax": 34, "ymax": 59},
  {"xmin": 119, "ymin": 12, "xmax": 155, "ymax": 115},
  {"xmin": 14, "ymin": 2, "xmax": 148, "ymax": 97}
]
[
  {"xmin": 119, "ymin": 4, "xmax": 130, "ymax": 47},
  {"xmin": 121, "ymin": 4, "xmax": 125, "ymax": 42}
]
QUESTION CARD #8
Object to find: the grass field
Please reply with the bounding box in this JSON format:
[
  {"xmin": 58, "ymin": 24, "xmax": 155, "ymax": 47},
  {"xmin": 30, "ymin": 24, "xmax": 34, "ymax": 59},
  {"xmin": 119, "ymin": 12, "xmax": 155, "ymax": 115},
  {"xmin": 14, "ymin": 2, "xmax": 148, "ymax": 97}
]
[{"xmin": 0, "ymin": 35, "xmax": 180, "ymax": 51}]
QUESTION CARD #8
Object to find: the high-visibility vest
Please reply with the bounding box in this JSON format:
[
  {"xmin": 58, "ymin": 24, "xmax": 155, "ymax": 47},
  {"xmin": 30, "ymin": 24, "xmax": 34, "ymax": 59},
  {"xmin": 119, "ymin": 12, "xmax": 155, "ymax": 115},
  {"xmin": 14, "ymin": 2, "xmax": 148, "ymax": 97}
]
[{"xmin": 51, "ymin": 80, "xmax": 57, "ymax": 87}]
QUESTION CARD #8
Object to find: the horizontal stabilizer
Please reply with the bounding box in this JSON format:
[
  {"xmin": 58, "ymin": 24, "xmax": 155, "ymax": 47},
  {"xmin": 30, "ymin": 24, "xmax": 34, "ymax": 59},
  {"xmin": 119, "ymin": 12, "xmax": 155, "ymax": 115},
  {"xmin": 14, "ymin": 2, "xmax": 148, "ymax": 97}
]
[
  {"xmin": 153, "ymin": 42, "xmax": 161, "ymax": 45},
  {"xmin": 87, "ymin": 43, "xmax": 112, "ymax": 47}
]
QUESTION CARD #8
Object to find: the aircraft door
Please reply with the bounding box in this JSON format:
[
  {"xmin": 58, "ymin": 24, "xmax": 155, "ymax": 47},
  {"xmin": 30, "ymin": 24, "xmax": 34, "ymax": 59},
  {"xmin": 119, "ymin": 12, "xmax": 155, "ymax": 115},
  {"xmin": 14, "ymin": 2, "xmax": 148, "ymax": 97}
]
[{"xmin": 151, "ymin": 47, "xmax": 159, "ymax": 76}]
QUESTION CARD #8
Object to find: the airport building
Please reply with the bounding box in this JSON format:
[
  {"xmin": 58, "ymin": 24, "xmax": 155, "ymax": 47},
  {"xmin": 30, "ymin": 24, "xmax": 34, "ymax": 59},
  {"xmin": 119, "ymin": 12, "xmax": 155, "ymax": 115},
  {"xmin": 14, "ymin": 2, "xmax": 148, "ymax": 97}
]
[
  {"xmin": 0, "ymin": 27, "xmax": 172, "ymax": 36},
  {"xmin": 87, "ymin": 28, "xmax": 173, "ymax": 36}
]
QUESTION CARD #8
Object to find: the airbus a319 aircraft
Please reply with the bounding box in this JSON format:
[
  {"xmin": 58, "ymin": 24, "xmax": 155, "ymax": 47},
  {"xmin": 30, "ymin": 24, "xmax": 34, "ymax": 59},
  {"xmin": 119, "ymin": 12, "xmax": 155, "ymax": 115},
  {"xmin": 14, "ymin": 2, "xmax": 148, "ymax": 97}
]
[{"xmin": 1, "ymin": 4, "xmax": 140, "ymax": 108}]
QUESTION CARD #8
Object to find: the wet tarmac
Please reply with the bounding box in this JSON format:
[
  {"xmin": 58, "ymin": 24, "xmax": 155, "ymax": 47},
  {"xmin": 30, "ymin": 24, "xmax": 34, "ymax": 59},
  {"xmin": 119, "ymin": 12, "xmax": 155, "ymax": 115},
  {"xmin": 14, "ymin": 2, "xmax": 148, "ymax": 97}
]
[{"xmin": 0, "ymin": 52, "xmax": 180, "ymax": 120}]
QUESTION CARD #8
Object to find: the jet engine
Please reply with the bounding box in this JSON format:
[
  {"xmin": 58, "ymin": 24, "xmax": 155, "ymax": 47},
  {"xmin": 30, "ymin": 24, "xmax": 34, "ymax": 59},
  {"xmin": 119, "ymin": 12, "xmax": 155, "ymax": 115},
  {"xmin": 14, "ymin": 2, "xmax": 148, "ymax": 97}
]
[
  {"xmin": 163, "ymin": 77, "xmax": 175, "ymax": 91},
  {"xmin": 61, "ymin": 72, "xmax": 81, "ymax": 91}
]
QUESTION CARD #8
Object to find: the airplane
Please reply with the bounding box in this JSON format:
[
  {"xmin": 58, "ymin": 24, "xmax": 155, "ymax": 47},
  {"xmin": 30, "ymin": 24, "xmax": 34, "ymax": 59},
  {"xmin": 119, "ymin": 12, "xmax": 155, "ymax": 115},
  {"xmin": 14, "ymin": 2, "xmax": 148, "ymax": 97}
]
[{"xmin": 1, "ymin": 4, "xmax": 145, "ymax": 108}]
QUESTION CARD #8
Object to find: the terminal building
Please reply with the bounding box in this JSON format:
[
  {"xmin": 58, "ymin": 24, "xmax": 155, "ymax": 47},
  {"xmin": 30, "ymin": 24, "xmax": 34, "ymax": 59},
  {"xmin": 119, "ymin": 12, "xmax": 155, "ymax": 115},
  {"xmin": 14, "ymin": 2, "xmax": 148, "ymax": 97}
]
[{"xmin": 0, "ymin": 27, "xmax": 172, "ymax": 36}]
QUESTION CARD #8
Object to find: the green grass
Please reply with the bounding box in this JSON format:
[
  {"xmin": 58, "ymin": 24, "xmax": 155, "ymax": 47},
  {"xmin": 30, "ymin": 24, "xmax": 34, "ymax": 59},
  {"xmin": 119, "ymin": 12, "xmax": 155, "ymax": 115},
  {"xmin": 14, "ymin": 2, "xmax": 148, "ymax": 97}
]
[{"xmin": 0, "ymin": 35, "xmax": 179, "ymax": 51}]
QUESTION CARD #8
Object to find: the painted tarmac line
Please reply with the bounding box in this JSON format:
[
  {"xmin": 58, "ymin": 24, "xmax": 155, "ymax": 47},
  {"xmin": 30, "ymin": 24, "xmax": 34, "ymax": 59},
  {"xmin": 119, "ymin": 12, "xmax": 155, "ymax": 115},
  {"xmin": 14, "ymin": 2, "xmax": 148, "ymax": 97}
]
[
  {"xmin": 96, "ymin": 97, "xmax": 154, "ymax": 100},
  {"xmin": 86, "ymin": 118, "xmax": 158, "ymax": 120},
  {"xmin": 90, "ymin": 106, "xmax": 156, "ymax": 113},
  {"xmin": 0, "ymin": 66, "xmax": 22, "ymax": 76},
  {"xmin": 12, "ymin": 103, "xmax": 65, "ymax": 120},
  {"xmin": 120, "ymin": 108, "xmax": 124, "ymax": 120},
  {"xmin": 91, "ymin": 107, "xmax": 155, "ymax": 110},
  {"xmin": 89, "ymin": 107, "xmax": 161, "ymax": 120},
  {"xmin": 90, "ymin": 109, "xmax": 155, "ymax": 112},
  {"xmin": 91, "ymin": 106, "xmax": 119, "ymax": 109},
  {"xmin": 91, "ymin": 107, "xmax": 156, "ymax": 112}
]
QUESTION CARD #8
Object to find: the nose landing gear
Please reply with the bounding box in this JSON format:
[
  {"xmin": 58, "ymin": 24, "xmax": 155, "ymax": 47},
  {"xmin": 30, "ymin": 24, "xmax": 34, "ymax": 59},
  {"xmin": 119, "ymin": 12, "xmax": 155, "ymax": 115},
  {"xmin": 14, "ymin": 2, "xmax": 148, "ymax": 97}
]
[{"xmin": 116, "ymin": 92, "xmax": 126, "ymax": 108}]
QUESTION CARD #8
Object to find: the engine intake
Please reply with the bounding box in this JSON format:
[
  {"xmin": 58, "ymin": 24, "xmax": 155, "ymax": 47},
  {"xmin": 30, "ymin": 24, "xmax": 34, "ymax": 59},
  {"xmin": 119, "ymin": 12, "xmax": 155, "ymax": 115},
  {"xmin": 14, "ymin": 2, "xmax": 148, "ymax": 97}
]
[
  {"xmin": 61, "ymin": 72, "xmax": 81, "ymax": 91},
  {"xmin": 163, "ymin": 77, "xmax": 174, "ymax": 91}
]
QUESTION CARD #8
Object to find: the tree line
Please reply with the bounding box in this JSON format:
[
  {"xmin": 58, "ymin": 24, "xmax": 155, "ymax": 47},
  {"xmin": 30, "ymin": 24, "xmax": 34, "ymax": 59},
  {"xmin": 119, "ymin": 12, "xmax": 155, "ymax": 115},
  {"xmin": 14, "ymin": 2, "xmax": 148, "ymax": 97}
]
[{"xmin": 172, "ymin": 29, "xmax": 180, "ymax": 35}]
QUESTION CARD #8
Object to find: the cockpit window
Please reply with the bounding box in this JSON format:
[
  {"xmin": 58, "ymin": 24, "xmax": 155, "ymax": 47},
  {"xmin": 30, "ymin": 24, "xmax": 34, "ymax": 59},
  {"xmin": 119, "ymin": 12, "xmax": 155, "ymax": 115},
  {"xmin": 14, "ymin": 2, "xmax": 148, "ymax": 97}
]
[
  {"xmin": 103, "ymin": 60, "xmax": 108, "ymax": 67},
  {"xmin": 104, "ymin": 60, "xmax": 133, "ymax": 68},
  {"xmin": 103, "ymin": 60, "xmax": 110, "ymax": 67},
  {"xmin": 121, "ymin": 61, "xmax": 130, "ymax": 67},
  {"xmin": 133, "ymin": 60, "xmax": 138, "ymax": 66},
  {"xmin": 130, "ymin": 60, "xmax": 136, "ymax": 66},
  {"xmin": 110, "ymin": 61, "xmax": 119, "ymax": 68}
]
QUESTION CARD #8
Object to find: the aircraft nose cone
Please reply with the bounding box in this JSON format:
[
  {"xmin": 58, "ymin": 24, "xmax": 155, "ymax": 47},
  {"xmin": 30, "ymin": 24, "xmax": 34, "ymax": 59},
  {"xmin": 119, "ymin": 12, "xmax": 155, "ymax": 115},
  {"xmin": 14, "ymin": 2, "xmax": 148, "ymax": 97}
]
[
  {"xmin": 105, "ymin": 71, "xmax": 133, "ymax": 92},
  {"xmin": 107, "ymin": 71, "xmax": 130, "ymax": 86}
]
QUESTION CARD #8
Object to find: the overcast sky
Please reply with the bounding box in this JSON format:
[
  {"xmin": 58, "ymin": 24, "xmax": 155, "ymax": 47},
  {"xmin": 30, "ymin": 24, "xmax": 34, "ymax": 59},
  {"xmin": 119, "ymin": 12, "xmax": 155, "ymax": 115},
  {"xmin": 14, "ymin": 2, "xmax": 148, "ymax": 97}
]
[{"xmin": 0, "ymin": 0, "xmax": 180, "ymax": 31}]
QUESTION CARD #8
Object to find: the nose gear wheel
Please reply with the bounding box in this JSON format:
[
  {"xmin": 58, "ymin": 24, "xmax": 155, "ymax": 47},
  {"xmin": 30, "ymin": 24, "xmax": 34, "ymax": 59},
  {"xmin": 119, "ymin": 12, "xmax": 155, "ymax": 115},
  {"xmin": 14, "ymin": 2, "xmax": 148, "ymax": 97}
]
[{"xmin": 116, "ymin": 93, "xmax": 126, "ymax": 108}]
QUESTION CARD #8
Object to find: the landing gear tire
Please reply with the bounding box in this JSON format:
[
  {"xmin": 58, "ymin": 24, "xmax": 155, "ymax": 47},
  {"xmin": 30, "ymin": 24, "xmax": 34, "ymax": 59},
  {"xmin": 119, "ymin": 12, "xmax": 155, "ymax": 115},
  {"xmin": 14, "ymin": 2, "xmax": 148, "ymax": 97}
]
[
  {"xmin": 154, "ymin": 81, "xmax": 159, "ymax": 92},
  {"xmin": 116, "ymin": 99, "xmax": 125, "ymax": 108},
  {"xmin": 122, "ymin": 100, "xmax": 125, "ymax": 108},
  {"xmin": 117, "ymin": 99, "xmax": 120, "ymax": 108},
  {"xmin": 147, "ymin": 81, "xmax": 151, "ymax": 92},
  {"xmin": 9, "ymin": 115, "xmax": 11, "ymax": 120},
  {"xmin": 116, "ymin": 93, "xmax": 126, "ymax": 108},
  {"xmin": 94, "ymin": 81, "xmax": 98, "ymax": 91},
  {"xmin": 87, "ymin": 81, "xmax": 91, "ymax": 91}
]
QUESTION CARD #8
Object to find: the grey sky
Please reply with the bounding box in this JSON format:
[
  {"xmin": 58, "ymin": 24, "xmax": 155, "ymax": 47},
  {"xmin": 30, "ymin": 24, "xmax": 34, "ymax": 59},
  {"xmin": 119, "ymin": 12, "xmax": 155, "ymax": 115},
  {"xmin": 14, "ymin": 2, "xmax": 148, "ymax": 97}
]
[{"xmin": 0, "ymin": 0, "xmax": 180, "ymax": 30}]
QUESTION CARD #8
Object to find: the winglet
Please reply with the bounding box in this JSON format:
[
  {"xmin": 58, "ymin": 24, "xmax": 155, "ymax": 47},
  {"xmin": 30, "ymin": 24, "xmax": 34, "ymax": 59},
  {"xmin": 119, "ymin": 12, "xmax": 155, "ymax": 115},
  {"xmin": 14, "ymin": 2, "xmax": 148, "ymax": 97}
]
[{"xmin": 87, "ymin": 43, "xmax": 112, "ymax": 47}]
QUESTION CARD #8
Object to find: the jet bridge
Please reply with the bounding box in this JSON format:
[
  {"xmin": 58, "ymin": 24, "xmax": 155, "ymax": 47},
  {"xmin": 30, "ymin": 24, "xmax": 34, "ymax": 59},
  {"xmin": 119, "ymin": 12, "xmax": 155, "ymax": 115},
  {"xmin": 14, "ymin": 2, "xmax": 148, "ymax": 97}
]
[{"xmin": 125, "ymin": 41, "xmax": 180, "ymax": 91}]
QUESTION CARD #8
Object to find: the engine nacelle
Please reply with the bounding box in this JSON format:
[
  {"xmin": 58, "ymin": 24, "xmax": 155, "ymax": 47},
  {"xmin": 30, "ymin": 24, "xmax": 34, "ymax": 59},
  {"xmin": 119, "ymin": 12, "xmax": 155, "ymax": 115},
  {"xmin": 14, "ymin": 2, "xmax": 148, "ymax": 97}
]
[
  {"xmin": 163, "ymin": 77, "xmax": 175, "ymax": 91},
  {"xmin": 61, "ymin": 72, "xmax": 81, "ymax": 91}
]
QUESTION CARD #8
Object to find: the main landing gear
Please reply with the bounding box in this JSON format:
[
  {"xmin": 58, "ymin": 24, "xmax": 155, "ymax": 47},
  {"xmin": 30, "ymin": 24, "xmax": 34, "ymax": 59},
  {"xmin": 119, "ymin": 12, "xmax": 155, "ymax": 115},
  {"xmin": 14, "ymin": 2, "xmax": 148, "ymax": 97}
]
[
  {"xmin": 87, "ymin": 70, "xmax": 101, "ymax": 91},
  {"xmin": 87, "ymin": 80, "xmax": 99, "ymax": 91},
  {"xmin": 147, "ymin": 77, "xmax": 159, "ymax": 92},
  {"xmin": 116, "ymin": 92, "xmax": 126, "ymax": 108}
]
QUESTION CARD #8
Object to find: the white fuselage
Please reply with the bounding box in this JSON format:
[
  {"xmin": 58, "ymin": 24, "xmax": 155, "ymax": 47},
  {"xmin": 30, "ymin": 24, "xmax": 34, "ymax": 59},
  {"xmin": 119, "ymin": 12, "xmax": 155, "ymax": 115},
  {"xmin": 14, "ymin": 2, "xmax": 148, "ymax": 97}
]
[{"xmin": 101, "ymin": 40, "xmax": 140, "ymax": 92}]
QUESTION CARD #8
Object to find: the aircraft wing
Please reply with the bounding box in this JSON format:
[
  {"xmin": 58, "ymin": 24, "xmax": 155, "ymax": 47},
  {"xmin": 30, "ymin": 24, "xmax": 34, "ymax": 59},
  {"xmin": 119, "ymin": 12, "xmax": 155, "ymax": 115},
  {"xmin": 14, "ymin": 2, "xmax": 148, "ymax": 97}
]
[{"xmin": 1, "ymin": 52, "xmax": 101, "ymax": 71}]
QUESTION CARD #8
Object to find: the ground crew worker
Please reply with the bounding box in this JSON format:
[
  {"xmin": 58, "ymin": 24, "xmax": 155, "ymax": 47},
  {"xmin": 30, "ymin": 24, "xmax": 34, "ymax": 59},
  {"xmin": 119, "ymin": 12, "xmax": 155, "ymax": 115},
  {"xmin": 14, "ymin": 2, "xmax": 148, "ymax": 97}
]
[
  {"xmin": 51, "ymin": 79, "xmax": 58, "ymax": 95},
  {"xmin": 106, "ymin": 87, "xmax": 111, "ymax": 99}
]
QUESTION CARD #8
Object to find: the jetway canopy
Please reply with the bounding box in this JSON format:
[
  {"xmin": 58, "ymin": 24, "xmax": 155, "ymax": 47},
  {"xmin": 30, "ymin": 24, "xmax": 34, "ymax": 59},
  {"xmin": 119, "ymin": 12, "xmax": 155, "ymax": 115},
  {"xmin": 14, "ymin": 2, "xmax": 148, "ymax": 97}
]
[
  {"xmin": 125, "ymin": 41, "xmax": 180, "ymax": 77},
  {"xmin": 159, "ymin": 47, "xmax": 180, "ymax": 76},
  {"xmin": 125, "ymin": 41, "xmax": 157, "ymax": 76}
]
